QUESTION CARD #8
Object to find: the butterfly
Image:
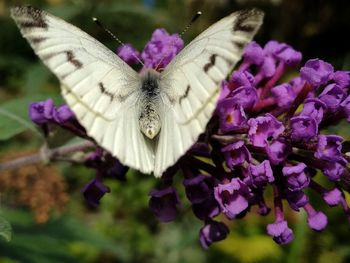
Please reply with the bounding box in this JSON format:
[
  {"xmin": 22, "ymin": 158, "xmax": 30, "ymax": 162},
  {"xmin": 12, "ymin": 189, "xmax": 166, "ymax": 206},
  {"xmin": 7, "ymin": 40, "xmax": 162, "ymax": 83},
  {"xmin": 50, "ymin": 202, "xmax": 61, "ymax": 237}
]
[{"xmin": 11, "ymin": 6, "xmax": 263, "ymax": 177}]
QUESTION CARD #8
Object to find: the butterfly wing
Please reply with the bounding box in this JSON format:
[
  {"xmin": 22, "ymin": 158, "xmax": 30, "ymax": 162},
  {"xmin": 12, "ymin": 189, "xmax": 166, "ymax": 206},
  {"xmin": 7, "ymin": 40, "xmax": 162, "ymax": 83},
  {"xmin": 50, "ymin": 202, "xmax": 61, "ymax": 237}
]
[
  {"xmin": 154, "ymin": 9, "xmax": 264, "ymax": 176},
  {"xmin": 11, "ymin": 6, "xmax": 155, "ymax": 174}
]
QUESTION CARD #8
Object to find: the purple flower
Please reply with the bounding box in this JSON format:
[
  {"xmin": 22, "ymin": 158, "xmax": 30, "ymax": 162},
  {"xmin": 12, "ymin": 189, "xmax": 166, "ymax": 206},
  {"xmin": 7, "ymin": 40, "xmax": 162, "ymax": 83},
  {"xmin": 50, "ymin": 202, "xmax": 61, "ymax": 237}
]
[
  {"xmin": 290, "ymin": 76, "xmax": 306, "ymax": 94},
  {"xmin": 230, "ymin": 86, "xmax": 258, "ymax": 110},
  {"xmin": 183, "ymin": 175, "xmax": 211, "ymax": 204},
  {"xmin": 300, "ymin": 98, "xmax": 327, "ymax": 124},
  {"xmin": 286, "ymin": 191, "xmax": 309, "ymax": 211},
  {"xmin": 258, "ymin": 56, "xmax": 277, "ymax": 79},
  {"xmin": 266, "ymin": 138, "xmax": 291, "ymax": 165},
  {"xmin": 319, "ymin": 84, "xmax": 346, "ymax": 112},
  {"xmin": 149, "ymin": 186, "xmax": 180, "ymax": 222},
  {"xmin": 315, "ymin": 135, "xmax": 343, "ymax": 162},
  {"xmin": 103, "ymin": 158, "xmax": 129, "ymax": 181},
  {"xmin": 282, "ymin": 163, "xmax": 310, "ymax": 192},
  {"xmin": 141, "ymin": 28, "xmax": 183, "ymax": 70},
  {"xmin": 248, "ymin": 114, "xmax": 285, "ymax": 147},
  {"xmin": 248, "ymin": 160, "xmax": 274, "ymax": 187},
  {"xmin": 331, "ymin": 70, "xmax": 350, "ymax": 90},
  {"xmin": 221, "ymin": 141, "xmax": 251, "ymax": 168},
  {"xmin": 300, "ymin": 59, "xmax": 334, "ymax": 87},
  {"xmin": 81, "ymin": 179, "xmax": 110, "ymax": 207},
  {"xmin": 192, "ymin": 198, "xmax": 220, "ymax": 220},
  {"xmin": 290, "ymin": 116, "xmax": 318, "ymax": 141},
  {"xmin": 267, "ymin": 220, "xmax": 294, "ymax": 245},
  {"xmin": 340, "ymin": 95, "xmax": 350, "ymax": 121},
  {"xmin": 29, "ymin": 99, "xmax": 54, "ymax": 124},
  {"xmin": 323, "ymin": 188, "xmax": 342, "ymax": 206},
  {"xmin": 271, "ymin": 83, "xmax": 296, "ymax": 108},
  {"xmin": 264, "ymin": 40, "xmax": 302, "ymax": 67},
  {"xmin": 322, "ymin": 161, "xmax": 344, "ymax": 181},
  {"xmin": 230, "ymin": 70, "xmax": 255, "ymax": 88},
  {"xmin": 219, "ymin": 81, "xmax": 231, "ymax": 100},
  {"xmin": 53, "ymin": 104, "xmax": 75, "ymax": 124},
  {"xmin": 117, "ymin": 43, "xmax": 141, "ymax": 64},
  {"xmin": 243, "ymin": 41, "xmax": 265, "ymax": 65},
  {"xmin": 199, "ymin": 220, "xmax": 229, "ymax": 249},
  {"xmin": 304, "ymin": 204, "xmax": 328, "ymax": 231},
  {"xmin": 85, "ymin": 150, "xmax": 129, "ymax": 181},
  {"xmin": 214, "ymin": 178, "xmax": 250, "ymax": 219},
  {"xmin": 217, "ymin": 99, "xmax": 247, "ymax": 132},
  {"xmin": 24, "ymin": 33, "xmax": 350, "ymax": 248}
]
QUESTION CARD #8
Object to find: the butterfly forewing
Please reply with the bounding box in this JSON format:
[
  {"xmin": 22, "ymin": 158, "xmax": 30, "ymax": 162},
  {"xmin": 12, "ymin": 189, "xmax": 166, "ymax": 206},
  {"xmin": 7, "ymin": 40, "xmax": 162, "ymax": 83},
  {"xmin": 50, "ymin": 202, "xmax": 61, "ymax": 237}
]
[
  {"xmin": 154, "ymin": 9, "xmax": 264, "ymax": 176},
  {"xmin": 11, "ymin": 6, "xmax": 155, "ymax": 174}
]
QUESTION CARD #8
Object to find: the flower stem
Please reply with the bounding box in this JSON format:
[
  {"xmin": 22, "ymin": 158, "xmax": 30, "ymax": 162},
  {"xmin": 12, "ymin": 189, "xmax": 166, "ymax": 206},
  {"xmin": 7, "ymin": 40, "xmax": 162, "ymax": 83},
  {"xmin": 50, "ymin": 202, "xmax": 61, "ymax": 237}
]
[{"xmin": 0, "ymin": 140, "xmax": 95, "ymax": 172}]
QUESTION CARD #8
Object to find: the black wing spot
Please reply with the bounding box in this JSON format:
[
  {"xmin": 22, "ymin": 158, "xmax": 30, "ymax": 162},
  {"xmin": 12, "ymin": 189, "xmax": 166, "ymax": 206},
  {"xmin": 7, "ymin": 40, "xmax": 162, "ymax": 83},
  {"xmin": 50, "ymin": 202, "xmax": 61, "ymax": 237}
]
[
  {"xmin": 29, "ymin": 37, "xmax": 47, "ymax": 44},
  {"xmin": 232, "ymin": 40, "xmax": 245, "ymax": 49},
  {"xmin": 179, "ymin": 85, "xmax": 191, "ymax": 104},
  {"xmin": 66, "ymin": 50, "xmax": 83, "ymax": 69},
  {"xmin": 233, "ymin": 9, "xmax": 258, "ymax": 33},
  {"xmin": 203, "ymin": 54, "xmax": 218, "ymax": 73},
  {"xmin": 41, "ymin": 52, "xmax": 59, "ymax": 61},
  {"xmin": 99, "ymin": 82, "xmax": 116, "ymax": 102},
  {"xmin": 13, "ymin": 6, "xmax": 48, "ymax": 29}
]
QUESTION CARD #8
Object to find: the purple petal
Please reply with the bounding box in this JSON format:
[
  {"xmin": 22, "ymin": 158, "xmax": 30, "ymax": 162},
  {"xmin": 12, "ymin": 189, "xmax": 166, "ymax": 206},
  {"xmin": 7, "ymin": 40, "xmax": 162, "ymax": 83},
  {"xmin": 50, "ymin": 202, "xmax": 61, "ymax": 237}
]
[
  {"xmin": 300, "ymin": 59, "xmax": 334, "ymax": 87},
  {"xmin": 266, "ymin": 220, "xmax": 294, "ymax": 245},
  {"xmin": 323, "ymin": 188, "xmax": 342, "ymax": 206},
  {"xmin": 248, "ymin": 114, "xmax": 285, "ymax": 147},
  {"xmin": 199, "ymin": 220, "xmax": 229, "ymax": 249},
  {"xmin": 117, "ymin": 43, "xmax": 141, "ymax": 64},
  {"xmin": 149, "ymin": 186, "xmax": 180, "ymax": 222},
  {"xmin": 81, "ymin": 179, "xmax": 110, "ymax": 207},
  {"xmin": 29, "ymin": 99, "xmax": 54, "ymax": 124},
  {"xmin": 290, "ymin": 116, "xmax": 318, "ymax": 141},
  {"xmin": 315, "ymin": 135, "xmax": 343, "ymax": 162}
]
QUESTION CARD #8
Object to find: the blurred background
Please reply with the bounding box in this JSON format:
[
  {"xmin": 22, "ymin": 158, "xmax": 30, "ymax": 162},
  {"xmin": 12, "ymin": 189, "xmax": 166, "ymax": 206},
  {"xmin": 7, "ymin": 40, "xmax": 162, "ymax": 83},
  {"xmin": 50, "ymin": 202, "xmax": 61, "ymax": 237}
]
[{"xmin": 0, "ymin": 0, "xmax": 350, "ymax": 262}]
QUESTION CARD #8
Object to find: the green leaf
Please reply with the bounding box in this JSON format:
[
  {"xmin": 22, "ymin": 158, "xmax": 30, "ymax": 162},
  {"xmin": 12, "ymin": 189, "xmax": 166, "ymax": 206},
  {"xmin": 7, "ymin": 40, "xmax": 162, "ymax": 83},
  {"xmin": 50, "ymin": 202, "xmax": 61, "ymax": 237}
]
[
  {"xmin": 23, "ymin": 64, "xmax": 51, "ymax": 95},
  {"xmin": 0, "ymin": 216, "xmax": 12, "ymax": 242},
  {"xmin": 0, "ymin": 95, "xmax": 63, "ymax": 141},
  {"xmin": 0, "ymin": 208, "xmax": 120, "ymax": 263}
]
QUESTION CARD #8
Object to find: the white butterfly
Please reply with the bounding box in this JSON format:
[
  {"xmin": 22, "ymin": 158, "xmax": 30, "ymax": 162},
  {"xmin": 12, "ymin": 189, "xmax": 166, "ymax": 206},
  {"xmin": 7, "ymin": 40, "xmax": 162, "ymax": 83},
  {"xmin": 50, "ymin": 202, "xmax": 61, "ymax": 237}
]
[{"xmin": 11, "ymin": 6, "xmax": 263, "ymax": 177}]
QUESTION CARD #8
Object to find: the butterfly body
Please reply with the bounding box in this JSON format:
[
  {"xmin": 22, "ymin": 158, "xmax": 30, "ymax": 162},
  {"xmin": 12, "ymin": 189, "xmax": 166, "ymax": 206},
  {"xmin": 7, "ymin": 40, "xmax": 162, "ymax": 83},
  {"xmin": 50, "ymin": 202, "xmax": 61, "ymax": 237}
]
[
  {"xmin": 139, "ymin": 69, "xmax": 162, "ymax": 139},
  {"xmin": 11, "ymin": 6, "xmax": 264, "ymax": 177}
]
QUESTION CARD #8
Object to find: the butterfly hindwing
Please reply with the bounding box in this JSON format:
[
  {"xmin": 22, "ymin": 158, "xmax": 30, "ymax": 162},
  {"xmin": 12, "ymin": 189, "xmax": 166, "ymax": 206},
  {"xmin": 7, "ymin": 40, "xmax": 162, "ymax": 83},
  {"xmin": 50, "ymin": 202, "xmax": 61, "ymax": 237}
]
[
  {"xmin": 154, "ymin": 9, "xmax": 264, "ymax": 176},
  {"xmin": 11, "ymin": 6, "xmax": 155, "ymax": 174}
]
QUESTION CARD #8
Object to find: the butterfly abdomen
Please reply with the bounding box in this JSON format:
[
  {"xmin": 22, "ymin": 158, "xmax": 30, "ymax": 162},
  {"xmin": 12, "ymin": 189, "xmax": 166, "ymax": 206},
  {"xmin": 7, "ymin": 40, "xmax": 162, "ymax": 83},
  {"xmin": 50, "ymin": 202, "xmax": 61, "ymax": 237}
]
[{"xmin": 139, "ymin": 70, "xmax": 161, "ymax": 139}]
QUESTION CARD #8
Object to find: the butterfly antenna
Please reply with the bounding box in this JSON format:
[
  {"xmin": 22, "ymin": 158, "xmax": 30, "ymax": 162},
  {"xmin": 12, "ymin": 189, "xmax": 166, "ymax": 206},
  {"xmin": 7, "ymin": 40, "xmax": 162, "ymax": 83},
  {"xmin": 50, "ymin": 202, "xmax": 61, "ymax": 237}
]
[
  {"xmin": 155, "ymin": 11, "xmax": 202, "ymax": 71},
  {"xmin": 92, "ymin": 17, "xmax": 145, "ymax": 66},
  {"xmin": 180, "ymin": 11, "xmax": 202, "ymax": 37}
]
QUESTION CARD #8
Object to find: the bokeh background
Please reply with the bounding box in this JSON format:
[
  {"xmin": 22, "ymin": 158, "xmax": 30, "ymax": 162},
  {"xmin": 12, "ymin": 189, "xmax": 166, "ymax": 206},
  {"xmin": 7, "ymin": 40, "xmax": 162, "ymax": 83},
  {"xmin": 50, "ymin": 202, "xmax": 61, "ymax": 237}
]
[{"xmin": 1, "ymin": 0, "xmax": 350, "ymax": 262}]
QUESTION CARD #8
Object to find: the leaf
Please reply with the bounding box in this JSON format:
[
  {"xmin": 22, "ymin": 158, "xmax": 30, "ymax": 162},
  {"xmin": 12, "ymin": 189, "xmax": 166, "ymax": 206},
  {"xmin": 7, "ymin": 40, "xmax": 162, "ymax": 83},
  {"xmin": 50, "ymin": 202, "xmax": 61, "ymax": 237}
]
[
  {"xmin": 0, "ymin": 95, "xmax": 63, "ymax": 141},
  {"xmin": 0, "ymin": 216, "xmax": 12, "ymax": 242},
  {"xmin": 23, "ymin": 64, "xmax": 51, "ymax": 95},
  {"xmin": 0, "ymin": 208, "xmax": 120, "ymax": 263}
]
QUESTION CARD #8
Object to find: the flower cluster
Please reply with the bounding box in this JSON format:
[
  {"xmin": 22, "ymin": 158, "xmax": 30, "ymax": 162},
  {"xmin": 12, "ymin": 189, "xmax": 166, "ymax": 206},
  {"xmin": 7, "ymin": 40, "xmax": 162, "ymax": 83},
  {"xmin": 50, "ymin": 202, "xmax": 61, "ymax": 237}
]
[{"xmin": 28, "ymin": 29, "xmax": 350, "ymax": 248}]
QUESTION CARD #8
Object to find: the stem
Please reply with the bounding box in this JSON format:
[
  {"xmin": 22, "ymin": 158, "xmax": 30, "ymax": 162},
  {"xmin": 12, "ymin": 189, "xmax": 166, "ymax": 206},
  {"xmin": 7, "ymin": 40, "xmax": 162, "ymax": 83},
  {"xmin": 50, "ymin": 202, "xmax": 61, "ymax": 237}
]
[
  {"xmin": 260, "ymin": 62, "xmax": 286, "ymax": 99},
  {"xmin": 283, "ymin": 82, "xmax": 313, "ymax": 121},
  {"xmin": 0, "ymin": 140, "xmax": 95, "ymax": 172},
  {"xmin": 272, "ymin": 184, "xmax": 284, "ymax": 221}
]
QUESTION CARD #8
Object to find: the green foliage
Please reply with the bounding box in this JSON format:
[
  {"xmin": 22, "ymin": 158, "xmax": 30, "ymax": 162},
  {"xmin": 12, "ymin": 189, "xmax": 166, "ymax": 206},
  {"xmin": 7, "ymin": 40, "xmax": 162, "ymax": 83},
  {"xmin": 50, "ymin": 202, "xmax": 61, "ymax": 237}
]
[
  {"xmin": 0, "ymin": 208, "xmax": 119, "ymax": 263},
  {"xmin": 0, "ymin": 215, "xmax": 12, "ymax": 242},
  {"xmin": 0, "ymin": 95, "xmax": 62, "ymax": 141}
]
